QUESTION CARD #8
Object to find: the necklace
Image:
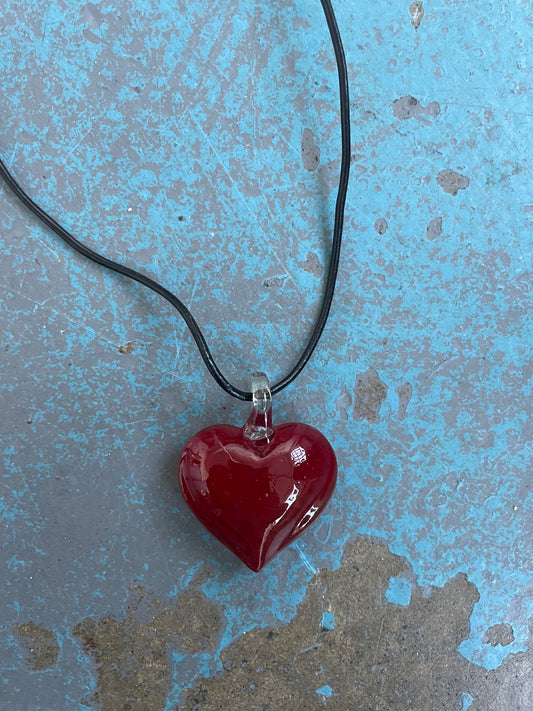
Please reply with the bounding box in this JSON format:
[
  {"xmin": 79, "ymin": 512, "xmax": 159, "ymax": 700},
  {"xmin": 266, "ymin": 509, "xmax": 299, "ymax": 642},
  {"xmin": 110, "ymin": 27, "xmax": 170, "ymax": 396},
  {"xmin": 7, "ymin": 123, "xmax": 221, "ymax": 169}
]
[{"xmin": 0, "ymin": 0, "xmax": 350, "ymax": 571}]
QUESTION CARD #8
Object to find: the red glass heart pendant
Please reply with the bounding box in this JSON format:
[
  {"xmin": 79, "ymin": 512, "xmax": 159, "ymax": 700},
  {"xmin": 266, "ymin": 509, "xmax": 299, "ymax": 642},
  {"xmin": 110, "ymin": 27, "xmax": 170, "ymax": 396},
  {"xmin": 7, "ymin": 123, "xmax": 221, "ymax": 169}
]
[{"xmin": 178, "ymin": 373, "xmax": 337, "ymax": 571}]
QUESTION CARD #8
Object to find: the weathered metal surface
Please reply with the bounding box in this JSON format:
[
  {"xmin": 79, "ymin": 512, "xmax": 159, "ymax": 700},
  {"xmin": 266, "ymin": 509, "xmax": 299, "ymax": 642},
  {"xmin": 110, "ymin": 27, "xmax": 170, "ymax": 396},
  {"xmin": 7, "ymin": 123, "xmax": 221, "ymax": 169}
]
[{"xmin": 1, "ymin": 0, "xmax": 531, "ymax": 708}]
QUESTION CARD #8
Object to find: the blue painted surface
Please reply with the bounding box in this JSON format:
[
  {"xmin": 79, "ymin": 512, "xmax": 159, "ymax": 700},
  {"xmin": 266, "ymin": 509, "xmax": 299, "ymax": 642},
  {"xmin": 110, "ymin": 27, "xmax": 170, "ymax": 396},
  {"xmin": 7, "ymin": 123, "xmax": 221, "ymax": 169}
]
[
  {"xmin": 385, "ymin": 577, "xmax": 412, "ymax": 607},
  {"xmin": 321, "ymin": 610, "xmax": 335, "ymax": 630},
  {"xmin": 0, "ymin": 0, "xmax": 532, "ymax": 706},
  {"xmin": 316, "ymin": 684, "xmax": 333, "ymax": 697}
]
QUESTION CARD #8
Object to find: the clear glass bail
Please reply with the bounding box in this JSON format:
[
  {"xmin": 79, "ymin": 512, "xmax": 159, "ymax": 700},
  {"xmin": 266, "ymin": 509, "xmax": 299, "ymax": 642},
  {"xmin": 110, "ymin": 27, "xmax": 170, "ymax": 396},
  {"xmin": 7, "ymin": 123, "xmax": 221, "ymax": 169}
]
[{"xmin": 243, "ymin": 371, "xmax": 274, "ymax": 442}]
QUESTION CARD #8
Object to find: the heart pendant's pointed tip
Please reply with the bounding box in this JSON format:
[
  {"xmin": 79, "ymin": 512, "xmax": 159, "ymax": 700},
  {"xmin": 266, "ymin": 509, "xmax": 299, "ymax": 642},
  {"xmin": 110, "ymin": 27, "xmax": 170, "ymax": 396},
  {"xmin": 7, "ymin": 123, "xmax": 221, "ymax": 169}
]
[
  {"xmin": 246, "ymin": 562, "xmax": 264, "ymax": 573},
  {"xmin": 240, "ymin": 553, "xmax": 267, "ymax": 573},
  {"xmin": 238, "ymin": 543, "xmax": 279, "ymax": 572}
]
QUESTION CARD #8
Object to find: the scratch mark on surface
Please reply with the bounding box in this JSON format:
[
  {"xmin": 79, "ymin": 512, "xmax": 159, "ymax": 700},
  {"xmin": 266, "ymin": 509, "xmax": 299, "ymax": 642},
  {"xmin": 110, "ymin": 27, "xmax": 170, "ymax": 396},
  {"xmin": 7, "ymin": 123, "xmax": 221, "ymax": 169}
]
[
  {"xmin": 8, "ymin": 143, "xmax": 19, "ymax": 169},
  {"xmin": 187, "ymin": 114, "xmax": 257, "ymax": 224},
  {"xmin": 39, "ymin": 3, "xmax": 54, "ymax": 55},
  {"xmin": 294, "ymin": 542, "xmax": 317, "ymax": 575},
  {"xmin": 373, "ymin": 616, "xmax": 386, "ymax": 666},
  {"xmin": 423, "ymin": 353, "xmax": 454, "ymax": 381},
  {"xmin": 0, "ymin": 281, "xmax": 187, "ymax": 382},
  {"xmin": 71, "ymin": 128, "xmax": 94, "ymax": 154}
]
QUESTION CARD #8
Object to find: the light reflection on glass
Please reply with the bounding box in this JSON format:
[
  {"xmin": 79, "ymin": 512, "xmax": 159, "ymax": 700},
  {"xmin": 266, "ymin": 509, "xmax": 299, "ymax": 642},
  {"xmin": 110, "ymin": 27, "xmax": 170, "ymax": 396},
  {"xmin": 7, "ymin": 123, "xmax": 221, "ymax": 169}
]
[
  {"xmin": 297, "ymin": 504, "xmax": 319, "ymax": 530},
  {"xmin": 285, "ymin": 484, "xmax": 299, "ymax": 506},
  {"xmin": 290, "ymin": 446, "xmax": 307, "ymax": 466}
]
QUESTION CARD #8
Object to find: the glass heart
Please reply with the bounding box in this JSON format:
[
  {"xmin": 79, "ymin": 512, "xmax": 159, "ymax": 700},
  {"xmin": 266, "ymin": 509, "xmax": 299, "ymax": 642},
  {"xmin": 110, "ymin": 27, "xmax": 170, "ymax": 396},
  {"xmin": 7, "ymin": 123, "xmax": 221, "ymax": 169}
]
[{"xmin": 179, "ymin": 419, "xmax": 337, "ymax": 572}]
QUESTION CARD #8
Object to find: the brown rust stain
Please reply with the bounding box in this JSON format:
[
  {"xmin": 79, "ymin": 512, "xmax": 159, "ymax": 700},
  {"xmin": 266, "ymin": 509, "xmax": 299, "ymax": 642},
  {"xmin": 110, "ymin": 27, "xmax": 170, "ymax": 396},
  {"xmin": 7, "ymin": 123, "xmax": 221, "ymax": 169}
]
[
  {"xmin": 73, "ymin": 584, "xmax": 224, "ymax": 711},
  {"xmin": 302, "ymin": 252, "xmax": 323, "ymax": 277},
  {"xmin": 118, "ymin": 341, "xmax": 136, "ymax": 355},
  {"xmin": 409, "ymin": 1, "xmax": 425, "ymax": 30},
  {"xmin": 436, "ymin": 169, "xmax": 470, "ymax": 196},
  {"xmin": 67, "ymin": 540, "xmax": 533, "ymax": 710},
  {"xmin": 353, "ymin": 368, "xmax": 388, "ymax": 424},
  {"xmin": 15, "ymin": 621, "xmax": 59, "ymax": 671},
  {"xmin": 178, "ymin": 537, "xmax": 533, "ymax": 711}
]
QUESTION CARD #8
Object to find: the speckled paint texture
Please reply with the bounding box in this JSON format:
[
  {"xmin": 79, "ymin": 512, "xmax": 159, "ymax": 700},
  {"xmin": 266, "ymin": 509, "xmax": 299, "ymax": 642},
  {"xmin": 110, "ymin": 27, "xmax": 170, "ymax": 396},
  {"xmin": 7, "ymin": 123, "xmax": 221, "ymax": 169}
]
[{"xmin": 1, "ymin": 0, "xmax": 531, "ymax": 709}]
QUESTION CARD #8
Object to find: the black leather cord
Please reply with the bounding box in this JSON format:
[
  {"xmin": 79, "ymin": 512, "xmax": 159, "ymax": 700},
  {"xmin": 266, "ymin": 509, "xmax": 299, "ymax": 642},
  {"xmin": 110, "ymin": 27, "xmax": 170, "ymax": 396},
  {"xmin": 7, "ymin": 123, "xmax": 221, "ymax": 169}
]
[{"xmin": 0, "ymin": 0, "xmax": 350, "ymax": 401}]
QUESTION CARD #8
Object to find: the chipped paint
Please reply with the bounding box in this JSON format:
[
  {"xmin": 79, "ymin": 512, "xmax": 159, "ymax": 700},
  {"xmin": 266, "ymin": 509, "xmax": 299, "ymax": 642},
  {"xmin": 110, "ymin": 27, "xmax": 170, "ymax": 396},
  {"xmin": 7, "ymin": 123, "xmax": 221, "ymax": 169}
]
[
  {"xmin": 302, "ymin": 252, "xmax": 323, "ymax": 278},
  {"xmin": 320, "ymin": 610, "xmax": 335, "ymax": 631},
  {"xmin": 0, "ymin": 0, "xmax": 532, "ymax": 706},
  {"xmin": 179, "ymin": 538, "xmax": 533, "ymax": 710},
  {"xmin": 374, "ymin": 217, "xmax": 388, "ymax": 235},
  {"xmin": 426, "ymin": 216, "xmax": 443, "ymax": 241},
  {"xmin": 353, "ymin": 368, "xmax": 388, "ymax": 424},
  {"xmin": 436, "ymin": 169, "xmax": 470, "ymax": 196},
  {"xmin": 483, "ymin": 623, "xmax": 515, "ymax": 648},
  {"xmin": 409, "ymin": 2, "xmax": 424, "ymax": 31},
  {"xmin": 301, "ymin": 128, "xmax": 321, "ymax": 172},
  {"xmin": 392, "ymin": 95, "xmax": 440, "ymax": 121},
  {"xmin": 395, "ymin": 382, "xmax": 412, "ymax": 421},
  {"xmin": 73, "ymin": 584, "xmax": 224, "ymax": 710},
  {"xmin": 385, "ymin": 576, "xmax": 412, "ymax": 606},
  {"xmin": 118, "ymin": 341, "xmax": 136, "ymax": 355},
  {"xmin": 15, "ymin": 621, "xmax": 59, "ymax": 671}
]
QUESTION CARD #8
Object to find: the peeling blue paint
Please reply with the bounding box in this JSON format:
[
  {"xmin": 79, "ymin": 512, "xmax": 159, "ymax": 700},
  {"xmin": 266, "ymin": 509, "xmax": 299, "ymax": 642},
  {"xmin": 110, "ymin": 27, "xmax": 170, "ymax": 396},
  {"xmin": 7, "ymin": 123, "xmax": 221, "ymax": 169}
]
[
  {"xmin": 316, "ymin": 684, "xmax": 332, "ymax": 697},
  {"xmin": 461, "ymin": 691, "xmax": 474, "ymax": 710},
  {"xmin": 385, "ymin": 577, "xmax": 412, "ymax": 607},
  {"xmin": 321, "ymin": 611, "xmax": 335, "ymax": 630},
  {"xmin": 0, "ymin": 0, "xmax": 532, "ymax": 705}
]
